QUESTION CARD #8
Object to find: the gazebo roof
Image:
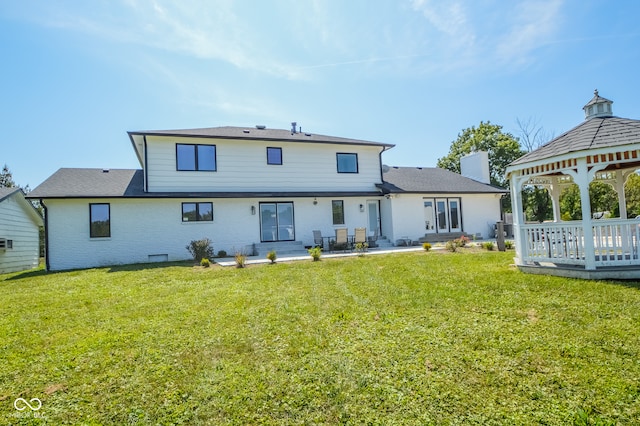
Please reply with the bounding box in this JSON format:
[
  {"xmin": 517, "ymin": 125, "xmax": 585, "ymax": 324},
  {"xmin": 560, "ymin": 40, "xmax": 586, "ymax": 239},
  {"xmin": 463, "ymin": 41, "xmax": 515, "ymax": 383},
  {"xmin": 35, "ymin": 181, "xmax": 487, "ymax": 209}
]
[{"xmin": 509, "ymin": 116, "xmax": 640, "ymax": 166}]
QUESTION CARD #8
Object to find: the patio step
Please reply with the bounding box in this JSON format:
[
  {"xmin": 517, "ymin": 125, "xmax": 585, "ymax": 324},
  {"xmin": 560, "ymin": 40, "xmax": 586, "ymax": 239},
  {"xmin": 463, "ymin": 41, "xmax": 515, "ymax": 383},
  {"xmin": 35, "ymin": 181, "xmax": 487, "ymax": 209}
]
[{"xmin": 251, "ymin": 241, "xmax": 306, "ymax": 256}]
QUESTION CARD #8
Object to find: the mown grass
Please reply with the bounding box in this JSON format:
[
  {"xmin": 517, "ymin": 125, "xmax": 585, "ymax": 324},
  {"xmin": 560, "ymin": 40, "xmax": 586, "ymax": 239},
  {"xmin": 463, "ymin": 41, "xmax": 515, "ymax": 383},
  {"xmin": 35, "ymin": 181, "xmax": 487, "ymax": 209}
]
[{"xmin": 1, "ymin": 250, "xmax": 640, "ymax": 424}]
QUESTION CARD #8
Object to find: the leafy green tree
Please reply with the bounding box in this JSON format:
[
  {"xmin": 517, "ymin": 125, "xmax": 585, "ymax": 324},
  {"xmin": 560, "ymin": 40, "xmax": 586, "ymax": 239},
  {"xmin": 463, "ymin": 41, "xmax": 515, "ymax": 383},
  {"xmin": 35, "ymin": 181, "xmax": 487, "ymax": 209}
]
[
  {"xmin": 523, "ymin": 186, "xmax": 553, "ymax": 222},
  {"xmin": 437, "ymin": 121, "xmax": 525, "ymax": 188},
  {"xmin": 0, "ymin": 164, "xmax": 16, "ymax": 188},
  {"xmin": 560, "ymin": 182, "xmax": 619, "ymax": 220},
  {"xmin": 625, "ymin": 173, "xmax": 640, "ymax": 217}
]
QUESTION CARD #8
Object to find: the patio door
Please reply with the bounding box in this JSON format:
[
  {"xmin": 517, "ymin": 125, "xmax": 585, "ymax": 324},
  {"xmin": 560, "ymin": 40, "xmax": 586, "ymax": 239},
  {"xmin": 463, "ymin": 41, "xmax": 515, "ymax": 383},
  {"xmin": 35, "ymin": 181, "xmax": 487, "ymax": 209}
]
[
  {"xmin": 424, "ymin": 200, "xmax": 436, "ymax": 233},
  {"xmin": 367, "ymin": 200, "xmax": 381, "ymax": 237},
  {"xmin": 260, "ymin": 202, "xmax": 295, "ymax": 242},
  {"xmin": 434, "ymin": 197, "xmax": 462, "ymax": 233}
]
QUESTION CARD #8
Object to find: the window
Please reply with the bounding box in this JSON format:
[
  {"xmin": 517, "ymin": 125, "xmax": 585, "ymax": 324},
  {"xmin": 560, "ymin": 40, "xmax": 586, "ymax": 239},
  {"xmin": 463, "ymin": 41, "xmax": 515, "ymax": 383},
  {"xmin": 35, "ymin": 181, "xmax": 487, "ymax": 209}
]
[
  {"xmin": 267, "ymin": 147, "xmax": 282, "ymax": 165},
  {"xmin": 260, "ymin": 202, "xmax": 295, "ymax": 242},
  {"xmin": 182, "ymin": 202, "xmax": 214, "ymax": 222},
  {"xmin": 332, "ymin": 200, "xmax": 345, "ymax": 225},
  {"xmin": 176, "ymin": 144, "xmax": 216, "ymax": 171},
  {"xmin": 90, "ymin": 203, "xmax": 110, "ymax": 238},
  {"xmin": 337, "ymin": 153, "xmax": 358, "ymax": 173}
]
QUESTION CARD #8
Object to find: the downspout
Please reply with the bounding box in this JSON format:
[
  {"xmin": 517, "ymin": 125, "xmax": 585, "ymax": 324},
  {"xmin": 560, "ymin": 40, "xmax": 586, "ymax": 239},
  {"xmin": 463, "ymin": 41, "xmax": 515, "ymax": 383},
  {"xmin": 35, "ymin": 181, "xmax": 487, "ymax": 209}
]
[
  {"xmin": 143, "ymin": 135, "xmax": 149, "ymax": 193},
  {"xmin": 41, "ymin": 200, "xmax": 50, "ymax": 272}
]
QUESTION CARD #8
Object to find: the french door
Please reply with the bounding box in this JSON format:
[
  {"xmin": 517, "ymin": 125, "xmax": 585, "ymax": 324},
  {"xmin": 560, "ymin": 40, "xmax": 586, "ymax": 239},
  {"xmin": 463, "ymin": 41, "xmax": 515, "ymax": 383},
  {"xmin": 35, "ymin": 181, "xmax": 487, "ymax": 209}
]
[
  {"xmin": 260, "ymin": 202, "xmax": 295, "ymax": 242},
  {"xmin": 427, "ymin": 197, "xmax": 462, "ymax": 233}
]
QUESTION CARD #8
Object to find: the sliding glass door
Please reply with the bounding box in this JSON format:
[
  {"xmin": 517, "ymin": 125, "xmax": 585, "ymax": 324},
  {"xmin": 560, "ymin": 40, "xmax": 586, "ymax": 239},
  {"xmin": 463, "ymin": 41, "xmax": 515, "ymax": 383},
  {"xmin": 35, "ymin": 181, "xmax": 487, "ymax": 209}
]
[{"xmin": 260, "ymin": 202, "xmax": 295, "ymax": 242}]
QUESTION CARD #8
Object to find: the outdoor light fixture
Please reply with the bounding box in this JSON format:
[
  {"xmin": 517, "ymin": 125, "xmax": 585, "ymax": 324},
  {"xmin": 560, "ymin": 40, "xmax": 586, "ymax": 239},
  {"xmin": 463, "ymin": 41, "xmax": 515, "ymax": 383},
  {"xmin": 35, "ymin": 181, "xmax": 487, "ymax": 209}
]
[
  {"xmin": 359, "ymin": 204, "xmax": 364, "ymax": 212},
  {"xmin": 313, "ymin": 197, "xmax": 318, "ymax": 205},
  {"xmin": 251, "ymin": 205, "xmax": 256, "ymax": 215}
]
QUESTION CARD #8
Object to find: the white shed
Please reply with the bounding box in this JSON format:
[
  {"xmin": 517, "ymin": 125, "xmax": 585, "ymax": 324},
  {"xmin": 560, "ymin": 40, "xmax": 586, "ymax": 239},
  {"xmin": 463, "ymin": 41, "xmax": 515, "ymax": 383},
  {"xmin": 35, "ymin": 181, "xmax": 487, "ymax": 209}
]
[{"xmin": 0, "ymin": 188, "xmax": 44, "ymax": 273}]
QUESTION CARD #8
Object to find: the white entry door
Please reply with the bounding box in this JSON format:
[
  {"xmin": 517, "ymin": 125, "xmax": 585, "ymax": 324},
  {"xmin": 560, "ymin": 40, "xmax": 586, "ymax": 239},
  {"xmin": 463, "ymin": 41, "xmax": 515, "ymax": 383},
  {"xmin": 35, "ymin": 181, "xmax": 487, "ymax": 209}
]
[
  {"xmin": 448, "ymin": 199, "xmax": 462, "ymax": 232},
  {"xmin": 367, "ymin": 200, "xmax": 381, "ymax": 237},
  {"xmin": 433, "ymin": 197, "xmax": 462, "ymax": 233}
]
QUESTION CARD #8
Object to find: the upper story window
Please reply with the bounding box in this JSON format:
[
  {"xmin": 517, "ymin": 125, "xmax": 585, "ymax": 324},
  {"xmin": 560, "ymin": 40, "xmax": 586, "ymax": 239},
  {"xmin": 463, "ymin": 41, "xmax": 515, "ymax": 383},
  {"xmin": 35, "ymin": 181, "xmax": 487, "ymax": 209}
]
[
  {"xmin": 337, "ymin": 153, "xmax": 358, "ymax": 173},
  {"xmin": 267, "ymin": 147, "xmax": 283, "ymax": 165},
  {"xmin": 90, "ymin": 203, "xmax": 110, "ymax": 238},
  {"xmin": 176, "ymin": 144, "xmax": 216, "ymax": 171},
  {"xmin": 182, "ymin": 202, "xmax": 214, "ymax": 222}
]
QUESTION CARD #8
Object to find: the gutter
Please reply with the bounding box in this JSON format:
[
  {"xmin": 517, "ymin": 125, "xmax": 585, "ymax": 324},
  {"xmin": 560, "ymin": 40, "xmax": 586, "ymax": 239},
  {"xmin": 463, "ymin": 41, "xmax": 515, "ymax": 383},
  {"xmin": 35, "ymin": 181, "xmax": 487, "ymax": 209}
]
[{"xmin": 41, "ymin": 200, "xmax": 50, "ymax": 272}]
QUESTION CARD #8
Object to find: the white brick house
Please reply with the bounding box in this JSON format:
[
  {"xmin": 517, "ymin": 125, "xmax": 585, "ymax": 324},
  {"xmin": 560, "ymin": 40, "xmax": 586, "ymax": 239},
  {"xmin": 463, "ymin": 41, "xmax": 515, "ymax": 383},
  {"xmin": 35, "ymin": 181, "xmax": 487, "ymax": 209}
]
[{"xmin": 29, "ymin": 125, "xmax": 505, "ymax": 271}]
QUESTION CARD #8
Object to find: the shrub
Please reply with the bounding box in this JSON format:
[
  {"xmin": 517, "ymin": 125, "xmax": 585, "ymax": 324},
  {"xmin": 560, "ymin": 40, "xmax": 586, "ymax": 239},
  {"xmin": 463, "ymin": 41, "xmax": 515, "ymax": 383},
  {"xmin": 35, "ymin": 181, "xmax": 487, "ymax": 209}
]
[
  {"xmin": 354, "ymin": 242, "xmax": 368, "ymax": 256},
  {"xmin": 482, "ymin": 241, "xmax": 495, "ymax": 251},
  {"xmin": 200, "ymin": 258, "xmax": 211, "ymax": 268},
  {"xmin": 456, "ymin": 235, "xmax": 470, "ymax": 247},
  {"xmin": 423, "ymin": 242, "xmax": 432, "ymax": 251},
  {"xmin": 445, "ymin": 240, "xmax": 457, "ymax": 252},
  {"xmin": 308, "ymin": 246, "xmax": 322, "ymax": 261},
  {"xmin": 504, "ymin": 240, "xmax": 514, "ymax": 250},
  {"xmin": 186, "ymin": 238, "xmax": 215, "ymax": 262},
  {"xmin": 266, "ymin": 250, "xmax": 277, "ymax": 264},
  {"xmin": 234, "ymin": 251, "xmax": 247, "ymax": 268},
  {"xmin": 217, "ymin": 250, "xmax": 227, "ymax": 258}
]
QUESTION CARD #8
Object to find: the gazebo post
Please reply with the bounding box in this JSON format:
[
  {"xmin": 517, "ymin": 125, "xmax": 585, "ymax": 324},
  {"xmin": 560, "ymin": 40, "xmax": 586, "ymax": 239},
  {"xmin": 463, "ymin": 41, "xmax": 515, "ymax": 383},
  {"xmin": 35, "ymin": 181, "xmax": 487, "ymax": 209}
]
[
  {"xmin": 550, "ymin": 176, "xmax": 562, "ymax": 222},
  {"xmin": 576, "ymin": 158, "xmax": 596, "ymax": 270}
]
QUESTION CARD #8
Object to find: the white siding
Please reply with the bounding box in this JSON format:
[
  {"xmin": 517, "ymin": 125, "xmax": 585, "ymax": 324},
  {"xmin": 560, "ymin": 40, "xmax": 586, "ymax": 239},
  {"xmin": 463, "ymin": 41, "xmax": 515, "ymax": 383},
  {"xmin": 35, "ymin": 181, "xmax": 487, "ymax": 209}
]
[
  {"xmin": 0, "ymin": 194, "xmax": 41, "ymax": 273},
  {"xmin": 45, "ymin": 196, "xmax": 378, "ymax": 271},
  {"xmin": 145, "ymin": 136, "xmax": 383, "ymax": 192},
  {"xmin": 387, "ymin": 193, "xmax": 502, "ymax": 242}
]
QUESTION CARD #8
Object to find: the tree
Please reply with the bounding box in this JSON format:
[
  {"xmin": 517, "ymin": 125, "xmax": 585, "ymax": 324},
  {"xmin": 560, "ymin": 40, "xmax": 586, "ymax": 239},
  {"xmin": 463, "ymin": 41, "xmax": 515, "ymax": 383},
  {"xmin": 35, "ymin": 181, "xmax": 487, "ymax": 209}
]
[
  {"xmin": 516, "ymin": 117, "xmax": 555, "ymax": 152},
  {"xmin": 0, "ymin": 164, "xmax": 16, "ymax": 188},
  {"xmin": 522, "ymin": 186, "xmax": 553, "ymax": 222},
  {"xmin": 560, "ymin": 182, "xmax": 619, "ymax": 220},
  {"xmin": 437, "ymin": 121, "xmax": 525, "ymax": 189},
  {"xmin": 625, "ymin": 173, "xmax": 640, "ymax": 217}
]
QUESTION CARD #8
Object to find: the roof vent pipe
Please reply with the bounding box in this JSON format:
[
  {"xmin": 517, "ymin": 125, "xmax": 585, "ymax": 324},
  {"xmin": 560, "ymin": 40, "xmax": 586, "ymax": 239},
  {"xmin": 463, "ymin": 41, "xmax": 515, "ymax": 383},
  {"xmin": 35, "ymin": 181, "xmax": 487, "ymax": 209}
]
[{"xmin": 291, "ymin": 122, "xmax": 297, "ymax": 134}]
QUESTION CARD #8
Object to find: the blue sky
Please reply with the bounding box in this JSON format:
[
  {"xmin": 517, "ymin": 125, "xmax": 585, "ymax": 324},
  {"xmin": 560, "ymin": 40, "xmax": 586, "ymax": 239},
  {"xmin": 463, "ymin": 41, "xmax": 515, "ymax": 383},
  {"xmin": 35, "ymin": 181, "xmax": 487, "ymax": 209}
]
[{"xmin": 2, "ymin": 0, "xmax": 640, "ymax": 188}]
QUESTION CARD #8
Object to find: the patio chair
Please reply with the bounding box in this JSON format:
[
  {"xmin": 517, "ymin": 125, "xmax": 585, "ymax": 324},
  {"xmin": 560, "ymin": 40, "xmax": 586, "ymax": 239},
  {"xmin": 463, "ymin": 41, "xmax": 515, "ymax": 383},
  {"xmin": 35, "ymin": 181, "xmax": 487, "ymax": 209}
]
[
  {"xmin": 333, "ymin": 228, "xmax": 350, "ymax": 252},
  {"xmin": 354, "ymin": 227, "xmax": 367, "ymax": 251},
  {"xmin": 313, "ymin": 230, "xmax": 324, "ymax": 248},
  {"xmin": 368, "ymin": 229, "xmax": 379, "ymax": 248}
]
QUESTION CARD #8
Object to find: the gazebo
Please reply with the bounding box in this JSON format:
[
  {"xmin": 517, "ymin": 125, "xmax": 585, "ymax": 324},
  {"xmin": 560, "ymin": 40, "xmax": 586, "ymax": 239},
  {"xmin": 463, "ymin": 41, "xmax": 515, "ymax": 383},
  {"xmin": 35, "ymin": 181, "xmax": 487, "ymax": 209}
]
[{"xmin": 506, "ymin": 91, "xmax": 640, "ymax": 279}]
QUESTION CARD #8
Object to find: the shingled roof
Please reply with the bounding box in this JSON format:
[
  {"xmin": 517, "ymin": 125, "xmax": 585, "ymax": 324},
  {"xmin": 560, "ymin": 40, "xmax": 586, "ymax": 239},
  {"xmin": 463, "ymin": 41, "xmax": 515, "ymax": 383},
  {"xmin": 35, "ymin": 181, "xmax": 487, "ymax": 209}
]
[
  {"xmin": 27, "ymin": 168, "xmax": 382, "ymax": 199},
  {"xmin": 509, "ymin": 116, "xmax": 640, "ymax": 166},
  {"xmin": 128, "ymin": 126, "xmax": 395, "ymax": 148},
  {"xmin": 377, "ymin": 166, "xmax": 506, "ymax": 194}
]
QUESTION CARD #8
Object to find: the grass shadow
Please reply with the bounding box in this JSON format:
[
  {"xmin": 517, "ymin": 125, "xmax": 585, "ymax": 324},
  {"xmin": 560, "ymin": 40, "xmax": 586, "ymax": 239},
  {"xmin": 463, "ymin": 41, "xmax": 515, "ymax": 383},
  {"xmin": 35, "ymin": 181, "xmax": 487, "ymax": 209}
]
[{"xmin": 106, "ymin": 260, "xmax": 195, "ymax": 273}]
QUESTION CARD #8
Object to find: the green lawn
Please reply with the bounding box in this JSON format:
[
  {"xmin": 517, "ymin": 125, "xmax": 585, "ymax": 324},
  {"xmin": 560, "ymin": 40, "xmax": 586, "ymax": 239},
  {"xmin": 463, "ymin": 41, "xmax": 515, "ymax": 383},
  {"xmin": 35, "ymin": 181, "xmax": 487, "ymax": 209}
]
[{"xmin": 1, "ymin": 250, "xmax": 639, "ymax": 425}]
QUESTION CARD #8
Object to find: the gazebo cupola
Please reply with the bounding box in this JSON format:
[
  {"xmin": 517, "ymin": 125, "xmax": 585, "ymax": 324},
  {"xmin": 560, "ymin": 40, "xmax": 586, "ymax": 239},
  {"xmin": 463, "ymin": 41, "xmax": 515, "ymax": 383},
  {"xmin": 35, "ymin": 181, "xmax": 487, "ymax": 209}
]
[{"xmin": 583, "ymin": 89, "xmax": 613, "ymax": 120}]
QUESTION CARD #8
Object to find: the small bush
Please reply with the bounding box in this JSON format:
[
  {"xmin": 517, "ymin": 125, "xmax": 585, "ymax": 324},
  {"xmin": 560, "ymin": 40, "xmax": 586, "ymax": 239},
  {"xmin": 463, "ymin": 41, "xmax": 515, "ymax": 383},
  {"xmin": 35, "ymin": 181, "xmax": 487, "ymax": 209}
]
[
  {"xmin": 200, "ymin": 258, "xmax": 211, "ymax": 268},
  {"xmin": 266, "ymin": 250, "xmax": 277, "ymax": 264},
  {"xmin": 186, "ymin": 238, "xmax": 215, "ymax": 262},
  {"xmin": 445, "ymin": 240, "xmax": 457, "ymax": 252},
  {"xmin": 308, "ymin": 246, "xmax": 322, "ymax": 261},
  {"xmin": 456, "ymin": 235, "xmax": 470, "ymax": 247},
  {"xmin": 482, "ymin": 241, "xmax": 495, "ymax": 251},
  {"xmin": 234, "ymin": 251, "xmax": 247, "ymax": 268},
  {"xmin": 217, "ymin": 250, "xmax": 227, "ymax": 258},
  {"xmin": 504, "ymin": 240, "xmax": 514, "ymax": 250},
  {"xmin": 422, "ymin": 242, "xmax": 432, "ymax": 252},
  {"xmin": 354, "ymin": 242, "xmax": 368, "ymax": 256}
]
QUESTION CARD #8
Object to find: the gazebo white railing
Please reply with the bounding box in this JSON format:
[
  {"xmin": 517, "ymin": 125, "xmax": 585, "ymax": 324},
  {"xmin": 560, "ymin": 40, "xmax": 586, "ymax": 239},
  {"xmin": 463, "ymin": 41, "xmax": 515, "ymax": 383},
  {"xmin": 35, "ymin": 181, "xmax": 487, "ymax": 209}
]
[{"xmin": 520, "ymin": 219, "xmax": 640, "ymax": 268}]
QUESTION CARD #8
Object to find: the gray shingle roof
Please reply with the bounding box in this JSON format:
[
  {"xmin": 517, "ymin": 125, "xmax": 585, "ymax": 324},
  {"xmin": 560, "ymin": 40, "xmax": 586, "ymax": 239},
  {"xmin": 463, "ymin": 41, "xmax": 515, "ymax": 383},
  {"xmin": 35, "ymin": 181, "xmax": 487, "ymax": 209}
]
[
  {"xmin": 378, "ymin": 166, "xmax": 506, "ymax": 194},
  {"xmin": 128, "ymin": 126, "xmax": 395, "ymax": 148},
  {"xmin": 26, "ymin": 168, "xmax": 382, "ymax": 199},
  {"xmin": 0, "ymin": 187, "xmax": 21, "ymax": 202},
  {"xmin": 509, "ymin": 116, "xmax": 640, "ymax": 166}
]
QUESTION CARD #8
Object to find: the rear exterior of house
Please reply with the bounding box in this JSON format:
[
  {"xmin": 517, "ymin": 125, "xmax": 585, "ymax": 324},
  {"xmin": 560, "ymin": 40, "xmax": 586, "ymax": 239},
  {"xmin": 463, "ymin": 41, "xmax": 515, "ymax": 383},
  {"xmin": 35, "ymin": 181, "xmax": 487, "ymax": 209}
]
[
  {"xmin": 0, "ymin": 188, "xmax": 43, "ymax": 273},
  {"xmin": 29, "ymin": 125, "xmax": 506, "ymax": 271},
  {"xmin": 30, "ymin": 126, "xmax": 394, "ymax": 271}
]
